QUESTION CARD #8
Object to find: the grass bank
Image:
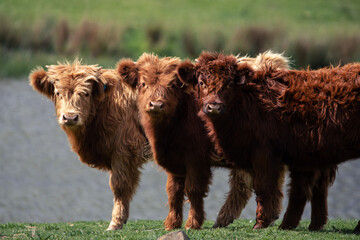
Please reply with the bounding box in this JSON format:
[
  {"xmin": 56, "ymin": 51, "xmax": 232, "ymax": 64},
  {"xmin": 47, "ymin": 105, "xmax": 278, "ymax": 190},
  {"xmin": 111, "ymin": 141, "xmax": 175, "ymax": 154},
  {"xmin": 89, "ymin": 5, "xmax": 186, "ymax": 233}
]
[
  {"xmin": 0, "ymin": 0, "xmax": 360, "ymax": 78},
  {"xmin": 0, "ymin": 219, "xmax": 359, "ymax": 240}
]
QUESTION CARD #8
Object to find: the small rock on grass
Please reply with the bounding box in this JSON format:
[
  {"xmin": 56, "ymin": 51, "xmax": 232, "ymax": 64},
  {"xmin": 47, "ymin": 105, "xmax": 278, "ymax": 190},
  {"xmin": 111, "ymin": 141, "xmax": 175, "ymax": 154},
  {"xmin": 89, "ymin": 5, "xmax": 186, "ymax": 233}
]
[{"xmin": 157, "ymin": 230, "xmax": 190, "ymax": 240}]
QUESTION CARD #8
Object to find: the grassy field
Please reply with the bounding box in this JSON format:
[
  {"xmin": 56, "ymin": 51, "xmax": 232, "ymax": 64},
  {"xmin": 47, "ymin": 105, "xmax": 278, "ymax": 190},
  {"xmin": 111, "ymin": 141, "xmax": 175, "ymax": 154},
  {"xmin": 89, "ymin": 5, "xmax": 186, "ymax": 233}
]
[
  {"xmin": 0, "ymin": 0, "xmax": 360, "ymax": 78},
  {"xmin": 0, "ymin": 0, "xmax": 360, "ymax": 77},
  {"xmin": 0, "ymin": 219, "xmax": 359, "ymax": 240},
  {"xmin": 1, "ymin": 0, "xmax": 359, "ymax": 35}
]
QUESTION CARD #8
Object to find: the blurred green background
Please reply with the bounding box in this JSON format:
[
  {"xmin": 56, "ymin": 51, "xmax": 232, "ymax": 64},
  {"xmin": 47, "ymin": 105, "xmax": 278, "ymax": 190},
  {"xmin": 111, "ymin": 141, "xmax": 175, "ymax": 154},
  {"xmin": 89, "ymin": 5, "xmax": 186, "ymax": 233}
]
[{"xmin": 0, "ymin": 0, "xmax": 359, "ymax": 78}]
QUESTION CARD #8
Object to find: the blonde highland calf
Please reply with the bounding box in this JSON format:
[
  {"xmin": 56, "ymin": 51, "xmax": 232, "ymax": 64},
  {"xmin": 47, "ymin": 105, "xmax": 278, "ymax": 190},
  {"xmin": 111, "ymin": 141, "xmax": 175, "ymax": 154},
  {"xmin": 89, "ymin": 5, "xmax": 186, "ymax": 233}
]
[{"xmin": 29, "ymin": 60, "xmax": 150, "ymax": 230}]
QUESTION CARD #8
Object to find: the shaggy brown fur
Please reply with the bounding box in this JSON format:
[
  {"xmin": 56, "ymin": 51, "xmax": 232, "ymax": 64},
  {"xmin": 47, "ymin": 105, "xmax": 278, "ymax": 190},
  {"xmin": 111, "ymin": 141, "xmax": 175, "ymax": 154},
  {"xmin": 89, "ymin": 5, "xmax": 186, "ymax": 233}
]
[
  {"xmin": 213, "ymin": 51, "xmax": 291, "ymax": 228},
  {"xmin": 29, "ymin": 60, "xmax": 149, "ymax": 230},
  {"xmin": 239, "ymin": 51, "xmax": 337, "ymax": 231},
  {"xmin": 116, "ymin": 52, "xmax": 288, "ymax": 231},
  {"xmin": 237, "ymin": 50, "xmax": 291, "ymax": 71},
  {"xmin": 281, "ymin": 167, "xmax": 336, "ymax": 230},
  {"xmin": 177, "ymin": 52, "xmax": 359, "ymax": 232},
  {"xmin": 178, "ymin": 52, "xmax": 286, "ymax": 229},
  {"xmin": 117, "ymin": 53, "xmax": 216, "ymax": 230},
  {"xmin": 213, "ymin": 168, "xmax": 253, "ymax": 228}
]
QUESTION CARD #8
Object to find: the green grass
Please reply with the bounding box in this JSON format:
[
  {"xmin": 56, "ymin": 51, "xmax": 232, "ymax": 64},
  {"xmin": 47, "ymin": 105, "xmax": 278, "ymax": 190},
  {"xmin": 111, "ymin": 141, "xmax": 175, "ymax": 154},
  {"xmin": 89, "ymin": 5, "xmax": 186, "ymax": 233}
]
[
  {"xmin": 1, "ymin": 0, "xmax": 359, "ymax": 35},
  {"xmin": 0, "ymin": 220, "xmax": 359, "ymax": 240},
  {"xmin": 0, "ymin": 0, "xmax": 360, "ymax": 78}
]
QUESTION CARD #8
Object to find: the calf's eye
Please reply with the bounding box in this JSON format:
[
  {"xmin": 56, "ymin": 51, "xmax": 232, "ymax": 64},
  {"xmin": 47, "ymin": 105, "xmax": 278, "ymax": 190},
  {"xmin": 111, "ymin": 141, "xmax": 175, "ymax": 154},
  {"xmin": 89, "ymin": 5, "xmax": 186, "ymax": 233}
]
[
  {"xmin": 227, "ymin": 82, "xmax": 234, "ymax": 88},
  {"xmin": 199, "ymin": 80, "xmax": 206, "ymax": 88}
]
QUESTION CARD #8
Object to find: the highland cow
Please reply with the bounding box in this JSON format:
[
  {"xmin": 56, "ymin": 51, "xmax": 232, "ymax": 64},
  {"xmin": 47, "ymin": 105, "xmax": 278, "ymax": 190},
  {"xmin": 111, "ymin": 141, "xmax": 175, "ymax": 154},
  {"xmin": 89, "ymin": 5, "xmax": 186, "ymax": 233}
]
[
  {"xmin": 214, "ymin": 51, "xmax": 290, "ymax": 228},
  {"xmin": 177, "ymin": 52, "xmax": 359, "ymax": 232},
  {"xmin": 238, "ymin": 52, "xmax": 337, "ymax": 230},
  {"xmin": 29, "ymin": 60, "xmax": 149, "ymax": 230}
]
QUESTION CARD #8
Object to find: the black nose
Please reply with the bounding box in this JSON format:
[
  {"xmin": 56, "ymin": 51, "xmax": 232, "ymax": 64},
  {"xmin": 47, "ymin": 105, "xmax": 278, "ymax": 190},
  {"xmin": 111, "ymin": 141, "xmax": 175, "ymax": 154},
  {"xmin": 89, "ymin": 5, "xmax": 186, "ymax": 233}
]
[
  {"xmin": 204, "ymin": 103, "xmax": 224, "ymax": 115},
  {"xmin": 149, "ymin": 101, "xmax": 164, "ymax": 111},
  {"xmin": 63, "ymin": 113, "xmax": 79, "ymax": 125}
]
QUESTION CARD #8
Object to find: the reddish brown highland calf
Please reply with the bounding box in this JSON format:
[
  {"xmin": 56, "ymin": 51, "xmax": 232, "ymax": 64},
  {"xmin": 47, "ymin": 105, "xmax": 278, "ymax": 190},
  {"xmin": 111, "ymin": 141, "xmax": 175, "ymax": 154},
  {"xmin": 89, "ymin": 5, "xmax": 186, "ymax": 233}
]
[
  {"xmin": 117, "ymin": 53, "xmax": 219, "ymax": 230},
  {"xmin": 177, "ymin": 52, "xmax": 359, "ymax": 233},
  {"xmin": 29, "ymin": 60, "xmax": 149, "ymax": 230}
]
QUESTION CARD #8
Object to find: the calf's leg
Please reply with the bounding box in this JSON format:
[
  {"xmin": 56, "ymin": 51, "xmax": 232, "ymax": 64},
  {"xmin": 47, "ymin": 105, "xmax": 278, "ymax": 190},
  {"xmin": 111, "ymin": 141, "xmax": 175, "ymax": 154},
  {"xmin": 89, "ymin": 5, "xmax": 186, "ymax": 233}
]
[
  {"xmin": 308, "ymin": 176, "xmax": 328, "ymax": 231},
  {"xmin": 280, "ymin": 167, "xmax": 335, "ymax": 231},
  {"xmin": 280, "ymin": 169, "xmax": 316, "ymax": 230},
  {"xmin": 308, "ymin": 167, "xmax": 336, "ymax": 231},
  {"xmin": 213, "ymin": 169, "xmax": 253, "ymax": 228},
  {"xmin": 184, "ymin": 166, "xmax": 212, "ymax": 230},
  {"xmin": 252, "ymin": 152, "xmax": 284, "ymax": 229},
  {"xmin": 107, "ymin": 165, "xmax": 140, "ymax": 230},
  {"xmin": 164, "ymin": 173, "xmax": 185, "ymax": 230}
]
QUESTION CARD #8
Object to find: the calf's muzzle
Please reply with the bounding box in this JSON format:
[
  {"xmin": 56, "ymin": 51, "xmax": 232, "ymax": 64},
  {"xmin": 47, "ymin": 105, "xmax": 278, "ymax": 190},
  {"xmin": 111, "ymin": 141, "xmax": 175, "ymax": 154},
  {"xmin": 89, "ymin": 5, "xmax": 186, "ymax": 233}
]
[
  {"xmin": 62, "ymin": 113, "xmax": 79, "ymax": 126},
  {"xmin": 149, "ymin": 101, "xmax": 164, "ymax": 112},
  {"xmin": 203, "ymin": 102, "xmax": 225, "ymax": 115}
]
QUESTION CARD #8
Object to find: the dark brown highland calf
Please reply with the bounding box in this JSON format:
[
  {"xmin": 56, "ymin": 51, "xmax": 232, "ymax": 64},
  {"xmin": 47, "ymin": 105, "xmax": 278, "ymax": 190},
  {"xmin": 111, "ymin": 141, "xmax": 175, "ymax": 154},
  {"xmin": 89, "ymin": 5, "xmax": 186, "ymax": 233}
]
[
  {"xmin": 177, "ymin": 52, "xmax": 359, "ymax": 233},
  {"xmin": 178, "ymin": 52, "xmax": 337, "ymax": 231},
  {"xmin": 29, "ymin": 60, "xmax": 149, "ymax": 230},
  {"xmin": 239, "ymin": 51, "xmax": 337, "ymax": 230},
  {"xmin": 247, "ymin": 56, "xmax": 338, "ymax": 231}
]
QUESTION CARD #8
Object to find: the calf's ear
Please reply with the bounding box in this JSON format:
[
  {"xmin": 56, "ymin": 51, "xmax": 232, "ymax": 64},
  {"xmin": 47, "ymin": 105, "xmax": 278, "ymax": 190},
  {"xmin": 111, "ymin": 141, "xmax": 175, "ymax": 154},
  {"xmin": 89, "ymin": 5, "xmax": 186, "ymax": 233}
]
[
  {"xmin": 236, "ymin": 63, "xmax": 255, "ymax": 85},
  {"xmin": 177, "ymin": 60, "xmax": 197, "ymax": 86},
  {"xmin": 92, "ymin": 69, "xmax": 117, "ymax": 101},
  {"xmin": 116, "ymin": 59, "xmax": 138, "ymax": 89},
  {"xmin": 29, "ymin": 67, "xmax": 54, "ymax": 100}
]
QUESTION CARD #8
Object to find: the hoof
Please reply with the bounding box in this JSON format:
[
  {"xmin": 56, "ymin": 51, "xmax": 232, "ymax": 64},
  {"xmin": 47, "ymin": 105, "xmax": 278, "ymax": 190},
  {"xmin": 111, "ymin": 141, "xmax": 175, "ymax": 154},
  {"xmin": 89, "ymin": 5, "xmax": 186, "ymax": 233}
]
[
  {"xmin": 212, "ymin": 222, "xmax": 224, "ymax": 228},
  {"xmin": 354, "ymin": 222, "xmax": 360, "ymax": 234},
  {"xmin": 164, "ymin": 224, "xmax": 182, "ymax": 231},
  {"xmin": 106, "ymin": 221, "xmax": 124, "ymax": 231},
  {"xmin": 164, "ymin": 226, "xmax": 178, "ymax": 231},
  {"xmin": 253, "ymin": 222, "xmax": 266, "ymax": 230},
  {"xmin": 164, "ymin": 219, "xmax": 182, "ymax": 231},
  {"xmin": 212, "ymin": 219, "xmax": 233, "ymax": 228},
  {"xmin": 308, "ymin": 223, "xmax": 325, "ymax": 231},
  {"xmin": 184, "ymin": 225, "xmax": 201, "ymax": 230},
  {"xmin": 279, "ymin": 223, "xmax": 297, "ymax": 230},
  {"xmin": 253, "ymin": 219, "xmax": 275, "ymax": 230},
  {"xmin": 185, "ymin": 220, "xmax": 202, "ymax": 230},
  {"xmin": 268, "ymin": 217, "xmax": 277, "ymax": 227},
  {"xmin": 279, "ymin": 217, "xmax": 299, "ymax": 230}
]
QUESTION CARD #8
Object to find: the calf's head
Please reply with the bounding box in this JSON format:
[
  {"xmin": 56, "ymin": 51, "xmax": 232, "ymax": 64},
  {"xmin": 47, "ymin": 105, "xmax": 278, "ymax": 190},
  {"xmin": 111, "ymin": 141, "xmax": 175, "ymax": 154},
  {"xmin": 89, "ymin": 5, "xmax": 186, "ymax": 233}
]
[
  {"xmin": 117, "ymin": 53, "xmax": 185, "ymax": 122},
  {"xmin": 29, "ymin": 60, "xmax": 116, "ymax": 129},
  {"xmin": 177, "ymin": 52, "xmax": 254, "ymax": 117}
]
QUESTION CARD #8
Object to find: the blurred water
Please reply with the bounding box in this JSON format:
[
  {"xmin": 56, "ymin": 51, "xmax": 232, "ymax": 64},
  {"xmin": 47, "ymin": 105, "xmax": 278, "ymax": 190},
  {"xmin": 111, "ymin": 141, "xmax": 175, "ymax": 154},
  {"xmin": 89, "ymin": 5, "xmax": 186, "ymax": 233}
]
[{"xmin": 0, "ymin": 79, "xmax": 359, "ymax": 224}]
